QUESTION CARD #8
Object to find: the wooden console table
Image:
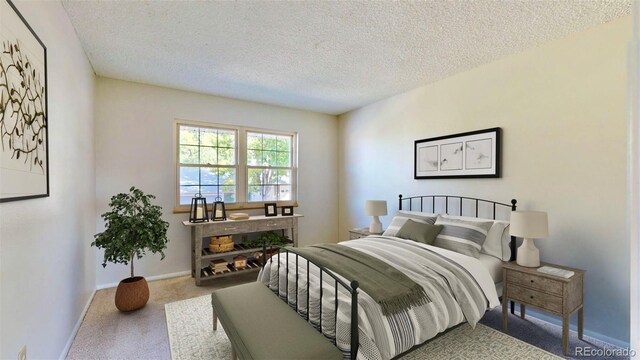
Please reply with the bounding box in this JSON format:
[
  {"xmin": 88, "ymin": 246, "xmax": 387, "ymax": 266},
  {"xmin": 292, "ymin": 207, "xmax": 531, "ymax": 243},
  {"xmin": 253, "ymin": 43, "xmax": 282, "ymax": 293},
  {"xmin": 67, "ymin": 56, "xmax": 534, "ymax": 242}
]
[{"xmin": 182, "ymin": 214, "xmax": 302, "ymax": 285}]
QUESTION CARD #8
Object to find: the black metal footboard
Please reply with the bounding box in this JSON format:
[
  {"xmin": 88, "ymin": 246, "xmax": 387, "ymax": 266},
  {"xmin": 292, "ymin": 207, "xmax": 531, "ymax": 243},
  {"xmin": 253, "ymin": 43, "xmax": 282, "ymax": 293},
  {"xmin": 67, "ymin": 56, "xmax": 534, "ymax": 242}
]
[{"xmin": 262, "ymin": 245, "xmax": 360, "ymax": 360}]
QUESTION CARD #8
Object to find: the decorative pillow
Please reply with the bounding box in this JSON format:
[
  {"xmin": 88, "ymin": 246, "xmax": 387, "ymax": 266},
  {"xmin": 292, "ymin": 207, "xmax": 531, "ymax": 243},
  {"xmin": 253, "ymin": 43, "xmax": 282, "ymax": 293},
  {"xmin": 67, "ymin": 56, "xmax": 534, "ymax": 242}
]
[
  {"xmin": 395, "ymin": 219, "xmax": 443, "ymax": 245},
  {"xmin": 433, "ymin": 216, "xmax": 494, "ymax": 258},
  {"xmin": 485, "ymin": 220, "xmax": 511, "ymax": 261},
  {"xmin": 440, "ymin": 214, "xmax": 511, "ymax": 261},
  {"xmin": 382, "ymin": 211, "xmax": 438, "ymax": 237}
]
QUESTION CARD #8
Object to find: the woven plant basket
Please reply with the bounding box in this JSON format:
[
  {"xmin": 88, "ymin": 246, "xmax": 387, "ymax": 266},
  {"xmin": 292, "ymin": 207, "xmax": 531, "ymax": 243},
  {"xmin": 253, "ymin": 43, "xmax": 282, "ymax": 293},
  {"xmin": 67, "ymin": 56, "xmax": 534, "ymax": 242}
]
[
  {"xmin": 209, "ymin": 236, "xmax": 234, "ymax": 253},
  {"xmin": 115, "ymin": 276, "xmax": 149, "ymax": 312}
]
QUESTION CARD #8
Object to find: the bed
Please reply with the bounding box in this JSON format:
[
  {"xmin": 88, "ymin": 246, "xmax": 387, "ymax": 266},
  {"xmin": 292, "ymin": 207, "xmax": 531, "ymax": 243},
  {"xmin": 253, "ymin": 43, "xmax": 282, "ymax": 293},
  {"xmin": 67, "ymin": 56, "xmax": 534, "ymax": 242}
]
[{"xmin": 256, "ymin": 194, "xmax": 517, "ymax": 360}]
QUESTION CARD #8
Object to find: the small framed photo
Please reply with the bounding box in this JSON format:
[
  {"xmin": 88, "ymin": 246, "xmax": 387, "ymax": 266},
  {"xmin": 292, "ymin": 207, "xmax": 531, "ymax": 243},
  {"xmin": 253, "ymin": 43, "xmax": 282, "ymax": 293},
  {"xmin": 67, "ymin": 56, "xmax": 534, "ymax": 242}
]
[
  {"xmin": 281, "ymin": 206, "xmax": 294, "ymax": 216},
  {"xmin": 264, "ymin": 203, "xmax": 278, "ymax": 217}
]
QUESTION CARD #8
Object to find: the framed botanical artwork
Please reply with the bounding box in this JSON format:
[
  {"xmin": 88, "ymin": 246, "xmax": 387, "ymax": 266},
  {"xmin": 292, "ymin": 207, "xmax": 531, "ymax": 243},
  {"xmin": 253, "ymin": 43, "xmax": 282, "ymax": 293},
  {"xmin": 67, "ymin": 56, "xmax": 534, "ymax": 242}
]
[
  {"xmin": 281, "ymin": 206, "xmax": 293, "ymax": 216},
  {"xmin": 414, "ymin": 128, "xmax": 501, "ymax": 179},
  {"xmin": 264, "ymin": 203, "xmax": 277, "ymax": 217},
  {"xmin": 0, "ymin": 0, "xmax": 48, "ymax": 202}
]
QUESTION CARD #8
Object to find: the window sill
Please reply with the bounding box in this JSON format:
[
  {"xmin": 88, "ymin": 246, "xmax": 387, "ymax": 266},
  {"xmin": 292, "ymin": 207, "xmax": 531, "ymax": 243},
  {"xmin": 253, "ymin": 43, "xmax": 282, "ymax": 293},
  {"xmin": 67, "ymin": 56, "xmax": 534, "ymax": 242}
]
[{"xmin": 173, "ymin": 202, "xmax": 299, "ymax": 214}]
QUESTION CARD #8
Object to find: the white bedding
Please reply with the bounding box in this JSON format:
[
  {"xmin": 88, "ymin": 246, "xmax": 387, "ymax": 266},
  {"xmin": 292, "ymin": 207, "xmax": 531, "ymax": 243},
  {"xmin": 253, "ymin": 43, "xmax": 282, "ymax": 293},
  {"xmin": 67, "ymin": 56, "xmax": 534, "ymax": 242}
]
[
  {"xmin": 478, "ymin": 253, "xmax": 504, "ymax": 284},
  {"xmin": 258, "ymin": 236, "xmax": 499, "ymax": 359}
]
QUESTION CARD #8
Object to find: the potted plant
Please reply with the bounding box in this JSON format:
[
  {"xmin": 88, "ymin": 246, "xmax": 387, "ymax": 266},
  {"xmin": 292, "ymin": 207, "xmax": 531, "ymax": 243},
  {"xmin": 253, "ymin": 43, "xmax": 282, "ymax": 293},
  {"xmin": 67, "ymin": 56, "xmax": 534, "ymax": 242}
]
[{"xmin": 92, "ymin": 187, "xmax": 169, "ymax": 311}]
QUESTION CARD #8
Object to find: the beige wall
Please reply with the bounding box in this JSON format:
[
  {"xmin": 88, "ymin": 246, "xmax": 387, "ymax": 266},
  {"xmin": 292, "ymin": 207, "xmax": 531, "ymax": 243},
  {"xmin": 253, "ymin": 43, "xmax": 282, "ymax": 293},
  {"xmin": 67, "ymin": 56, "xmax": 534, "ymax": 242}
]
[
  {"xmin": 94, "ymin": 78, "xmax": 339, "ymax": 287},
  {"xmin": 339, "ymin": 17, "xmax": 630, "ymax": 345},
  {"xmin": 0, "ymin": 2, "xmax": 96, "ymax": 359}
]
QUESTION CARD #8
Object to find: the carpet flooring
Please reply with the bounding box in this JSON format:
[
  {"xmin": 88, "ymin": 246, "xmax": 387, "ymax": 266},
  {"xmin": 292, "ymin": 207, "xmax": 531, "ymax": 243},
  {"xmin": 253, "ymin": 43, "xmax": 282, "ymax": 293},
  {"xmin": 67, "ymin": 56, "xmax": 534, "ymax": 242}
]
[
  {"xmin": 166, "ymin": 295, "xmax": 561, "ymax": 360},
  {"xmin": 67, "ymin": 274, "xmax": 626, "ymax": 359}
]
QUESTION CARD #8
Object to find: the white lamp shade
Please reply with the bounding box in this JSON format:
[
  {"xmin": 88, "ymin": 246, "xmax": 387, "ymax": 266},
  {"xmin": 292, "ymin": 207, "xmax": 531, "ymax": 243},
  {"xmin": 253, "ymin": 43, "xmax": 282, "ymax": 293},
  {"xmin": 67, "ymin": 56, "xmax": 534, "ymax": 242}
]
[
  {"xmin": 365, "ymin": 200, "xmax": 387, "ymax": 216},
  {"xmin": 510, "ymin": 211, "xmax": 548, "ymax": 239}
]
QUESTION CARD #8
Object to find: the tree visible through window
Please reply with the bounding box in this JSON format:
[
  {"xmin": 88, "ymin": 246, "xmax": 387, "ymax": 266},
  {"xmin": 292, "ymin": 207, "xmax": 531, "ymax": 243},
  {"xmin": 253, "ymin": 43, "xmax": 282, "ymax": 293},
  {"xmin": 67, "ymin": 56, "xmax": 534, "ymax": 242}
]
[
  {"xmin": 247, "ymin": 132, "xmax": 293, "ymax": 202},
  {"xmin": 176, "ymin": 122, "xmax": 297, "ymax": 209},
  {"xmin": 178, "ymin": 125, "xmax": 237, "ymax": 205}
]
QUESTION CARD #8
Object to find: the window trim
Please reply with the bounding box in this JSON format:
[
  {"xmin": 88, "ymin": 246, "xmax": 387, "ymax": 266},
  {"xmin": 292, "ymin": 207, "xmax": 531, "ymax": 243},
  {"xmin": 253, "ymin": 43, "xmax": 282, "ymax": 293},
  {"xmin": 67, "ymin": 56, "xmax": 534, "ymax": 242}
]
[{"xmin": 174, "ymin": 119, "xmax": 298, "ymax": 212}]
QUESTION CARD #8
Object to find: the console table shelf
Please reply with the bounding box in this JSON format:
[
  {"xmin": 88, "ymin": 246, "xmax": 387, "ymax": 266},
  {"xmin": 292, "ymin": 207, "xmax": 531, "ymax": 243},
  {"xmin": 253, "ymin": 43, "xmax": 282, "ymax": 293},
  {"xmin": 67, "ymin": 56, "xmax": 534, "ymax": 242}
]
[
  {"xmin": 183, "ymin": 214, "xmax": 302, "ymax": 285},
  {"xmin": 199, "ymin": 259, "xmax": 263, "ymax": 280},
  {"xmin": 200, "ymin": 244, "xmax": 265, "ymax": 260}
]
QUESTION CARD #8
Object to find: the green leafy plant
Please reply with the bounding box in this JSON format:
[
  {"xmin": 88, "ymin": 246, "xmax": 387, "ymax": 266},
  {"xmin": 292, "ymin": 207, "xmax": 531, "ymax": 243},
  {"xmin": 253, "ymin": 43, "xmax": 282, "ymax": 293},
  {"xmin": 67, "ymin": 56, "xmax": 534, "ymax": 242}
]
[
  {"xmin": 92, "ymin": 187, "xmax": 170, "ymax": 278},
  {"xmin": 244, "ymin": 231, "xmax": 291, "ymax": 248}
]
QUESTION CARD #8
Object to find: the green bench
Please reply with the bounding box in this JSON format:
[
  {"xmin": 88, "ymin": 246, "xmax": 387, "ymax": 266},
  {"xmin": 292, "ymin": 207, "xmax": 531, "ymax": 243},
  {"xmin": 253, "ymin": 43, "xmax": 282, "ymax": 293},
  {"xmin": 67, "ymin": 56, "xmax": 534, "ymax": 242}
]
[{"xmin": 211, "ymin": 282, "xmax": 344, "ymax": 360}]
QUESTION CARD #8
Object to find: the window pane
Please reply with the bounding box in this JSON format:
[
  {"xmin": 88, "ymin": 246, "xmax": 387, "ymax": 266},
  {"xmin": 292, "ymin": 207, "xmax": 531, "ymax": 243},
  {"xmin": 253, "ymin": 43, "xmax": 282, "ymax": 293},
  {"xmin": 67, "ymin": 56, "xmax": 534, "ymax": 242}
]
[
  {"xmin": 263, "ymin": 151, "xmax": 278, "ymax": 167},
  {"xmin": 248, "ymin": 168, "xmax": 264, "ymax": 185},
  {"xmin": 262, "ymin": 185, "xmax": 277, "ymax": 201},
  {"xmin": 201, "ymin": 186, "xmax": 219, "ymax": 204},
  {"xmin": 221, "ymin": 185, "xmax": 236, "ymax": 203},
  {"xmin": 200, "ymin": 128, "xmax": 218, "ymax": 147},
  {"xmin": 218, "ymin": 148, "xmax": 235, "ymax": 166},
  {"xmin": 218, "ymin": 130, "xmax": 235, "ymax": 148},
  {"xmin": 179, "ymin": 167, "xmax": 199, "ymax": 186},
  {"xmin": 276, "ymin": 136, "xmax": 291, "ymax": 152},
  {"xmin": 179, "ymin": 145, "xmax": 199, "ymax": 164},
  {"xmin": 219, "ymin": 168, "xmax": 236, "ymax": 186},
  {"xmin": 278, "ymin": 185, "xmax": 292, "ymax": 201},
  {"xmin": 200, "ymin": 168, "xmax": 219, "ymax": 185},
  {"xmin": 248, "ymin": 186, "xmax": 263, "ymax": 202},
  {"xmin": 249, "ymin": 185, "xmax": 277, "ymax": 202},
  {"xmin": 200, "ymin": 146, "xmax": 217, "ymax": 164},
  {"xmin": 275, "ymin": 151, "xmax": 290, "ymax": 167},
  {"xmin": 247, "ymin": 133, "xmax": 262, "ymax": 150},
  {"xmin": 262, "ymin": 134, "xmax": 278, "ymax": 151},
  {"xmin": 276, "ymin": 169, "xmax": 291, "ymax": 184},
  {"xmin": 179, "ymin": 126, "xmax": 199, "ymax": 146},
  {"xmin": 180, "ymin": 185, "xmax": 200, "ymax": 205},
  {"xmin": 247, "ymin": 150, "xmax": 262, "ymax": 166}
]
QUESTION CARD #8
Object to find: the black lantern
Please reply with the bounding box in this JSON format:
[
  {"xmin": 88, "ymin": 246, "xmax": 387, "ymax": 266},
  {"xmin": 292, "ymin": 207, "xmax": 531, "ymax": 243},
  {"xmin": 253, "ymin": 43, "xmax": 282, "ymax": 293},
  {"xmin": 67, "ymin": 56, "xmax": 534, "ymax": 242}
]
[
  {"xmin": 189, "ymin": 194, "xmax": 209, "ymax": 223},
  {"xmin": 212, "ymin": 196, "xmax": 227, "ymax": 221}
]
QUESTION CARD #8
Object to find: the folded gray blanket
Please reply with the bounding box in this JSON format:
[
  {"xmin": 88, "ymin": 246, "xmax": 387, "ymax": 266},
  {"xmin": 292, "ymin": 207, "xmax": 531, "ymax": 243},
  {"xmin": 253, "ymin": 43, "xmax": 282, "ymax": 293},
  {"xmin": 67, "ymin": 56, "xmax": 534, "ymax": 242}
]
[{"xmin": 285, "ymin": 243, "xmax": 430, "ymax": 316}]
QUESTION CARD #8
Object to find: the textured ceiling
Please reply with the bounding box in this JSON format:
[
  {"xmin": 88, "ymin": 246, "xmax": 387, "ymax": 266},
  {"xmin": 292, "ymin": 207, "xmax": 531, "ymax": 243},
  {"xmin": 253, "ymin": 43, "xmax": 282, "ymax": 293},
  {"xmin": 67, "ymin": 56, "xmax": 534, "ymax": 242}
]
[{"xmin": 61, "ymin": 1, "xmax": 630, "ymax": 115}]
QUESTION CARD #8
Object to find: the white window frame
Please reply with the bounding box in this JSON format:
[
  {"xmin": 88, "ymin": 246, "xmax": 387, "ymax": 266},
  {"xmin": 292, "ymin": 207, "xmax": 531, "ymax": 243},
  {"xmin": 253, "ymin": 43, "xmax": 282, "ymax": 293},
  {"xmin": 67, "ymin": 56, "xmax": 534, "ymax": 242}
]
[{"xmin": 175, "ymin": 120, "xmax": 298, "ymax": 211}]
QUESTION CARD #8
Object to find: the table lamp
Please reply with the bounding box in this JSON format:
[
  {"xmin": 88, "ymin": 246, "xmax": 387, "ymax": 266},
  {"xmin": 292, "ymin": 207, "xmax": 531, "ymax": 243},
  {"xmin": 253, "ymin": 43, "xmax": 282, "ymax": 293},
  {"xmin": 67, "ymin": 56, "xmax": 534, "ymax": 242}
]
[
  {"xmin": 510, "ymin": 211, "xmax": 548, "ymax": 267},
  {"xmin": 365, "ymin": 200, "xmax": 387, "ymax": 234}
]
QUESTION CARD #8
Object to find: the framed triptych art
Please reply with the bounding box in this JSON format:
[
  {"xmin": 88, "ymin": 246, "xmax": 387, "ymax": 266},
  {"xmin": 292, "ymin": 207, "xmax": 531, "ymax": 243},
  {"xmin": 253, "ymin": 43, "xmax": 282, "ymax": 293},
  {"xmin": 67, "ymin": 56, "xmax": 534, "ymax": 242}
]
[
  {"xmin": 414, "ymin": 127, "xmax": 500, "ymax": 179},
  {"xmin": 0, "ymin": 0, "xmax": 48, "ymax": 202}
]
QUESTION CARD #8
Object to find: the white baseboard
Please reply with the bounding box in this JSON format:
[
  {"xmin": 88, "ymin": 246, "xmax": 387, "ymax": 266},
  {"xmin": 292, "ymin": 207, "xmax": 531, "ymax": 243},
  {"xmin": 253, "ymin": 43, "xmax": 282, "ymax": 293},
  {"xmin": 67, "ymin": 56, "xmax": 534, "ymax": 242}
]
[
  {"xmin": 514, "ymin": 305, "xmax": 630, "ymax": 349},
  {"xmin": 96, "ymin": 270, "xmax": 192, "ymax": 290},
  {"xmin": 59, "ymin": 288, "xmax": 96, "ymax": 360}
]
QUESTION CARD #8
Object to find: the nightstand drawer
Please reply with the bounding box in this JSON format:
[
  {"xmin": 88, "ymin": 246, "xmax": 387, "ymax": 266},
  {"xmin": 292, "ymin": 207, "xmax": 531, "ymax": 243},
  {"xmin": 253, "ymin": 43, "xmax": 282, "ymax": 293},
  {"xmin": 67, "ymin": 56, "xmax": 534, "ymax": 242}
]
[
  {"xmin": 507, "ymin": 284, "xmax": 563, "ymax": 313},
  {"xmin": 507, "ymin": 270, "xmax": 563, "ymax": 296}
]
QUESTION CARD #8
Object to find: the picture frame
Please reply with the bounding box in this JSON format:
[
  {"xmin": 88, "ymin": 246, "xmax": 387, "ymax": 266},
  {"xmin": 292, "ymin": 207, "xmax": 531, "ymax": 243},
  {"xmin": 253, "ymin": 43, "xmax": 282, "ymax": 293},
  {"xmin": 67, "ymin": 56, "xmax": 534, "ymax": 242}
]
[
  {"xmin": 264, "ymin": 203, "xmax": 277, "ymax": 217},
  {"xmin": 0, "ymin": 0, "xmax": 49, "ymax": 202},
  {"xmin": 414, "ymin": 127, "xmax": 501, "ymax": 179},
  {"xmin": 281, "ymin": 206, "xmax": 293, "ymax": 216}
]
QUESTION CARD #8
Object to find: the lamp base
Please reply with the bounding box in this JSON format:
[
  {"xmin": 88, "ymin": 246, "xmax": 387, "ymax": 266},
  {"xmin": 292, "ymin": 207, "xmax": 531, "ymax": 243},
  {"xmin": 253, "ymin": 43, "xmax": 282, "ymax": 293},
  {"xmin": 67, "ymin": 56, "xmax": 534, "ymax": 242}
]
[
  {"xmin": 516, "ymin": 238, "xmax": 540, "ymax": 267},
  {"xmin": 369, "ymin": 216, "xmax": 382, "ymax": 234}
]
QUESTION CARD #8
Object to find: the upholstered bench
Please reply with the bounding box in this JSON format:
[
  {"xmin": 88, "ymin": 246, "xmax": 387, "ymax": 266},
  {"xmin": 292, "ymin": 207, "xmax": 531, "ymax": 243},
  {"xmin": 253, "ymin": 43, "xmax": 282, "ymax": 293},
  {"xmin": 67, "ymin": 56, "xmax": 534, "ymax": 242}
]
[{"xmin": 211, "ymin": 282, "xmax": 343, "ymax": 360}]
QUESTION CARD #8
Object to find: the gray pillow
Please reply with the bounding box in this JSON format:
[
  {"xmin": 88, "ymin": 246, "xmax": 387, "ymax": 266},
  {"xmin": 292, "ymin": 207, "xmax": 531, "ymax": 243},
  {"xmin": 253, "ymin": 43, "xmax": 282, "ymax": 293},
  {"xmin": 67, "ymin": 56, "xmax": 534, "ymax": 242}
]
[
  {"xmin": 433, "ymin": 216, "xmax": 493, "ymax": 258},
  {"xmin": 382, "ymin": 211, "xmax": 438, "ymax": 237},
  {"xmin": 396, "ymin": 219, "xmax": 443, "ymax": 245}
]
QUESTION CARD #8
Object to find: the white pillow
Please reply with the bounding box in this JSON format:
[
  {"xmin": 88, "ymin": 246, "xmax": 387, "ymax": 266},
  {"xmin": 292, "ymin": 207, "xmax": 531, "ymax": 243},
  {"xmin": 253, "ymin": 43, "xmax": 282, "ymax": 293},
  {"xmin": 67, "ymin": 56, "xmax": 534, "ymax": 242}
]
[
  {"xmin": 440, "ymin": 214, "xmax": 511, "ymax": 261},
  {"xmin": 382, "ymin": 211, "xmax": 438, "ymax": 237}
]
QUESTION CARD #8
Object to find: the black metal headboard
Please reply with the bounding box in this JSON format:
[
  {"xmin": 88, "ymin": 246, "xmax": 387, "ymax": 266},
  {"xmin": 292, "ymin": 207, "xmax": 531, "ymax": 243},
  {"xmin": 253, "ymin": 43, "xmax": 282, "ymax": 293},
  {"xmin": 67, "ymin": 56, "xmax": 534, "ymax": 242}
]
[{"xmin": 398, "ymin": 194, "xmax": 518, "ymax": 261}]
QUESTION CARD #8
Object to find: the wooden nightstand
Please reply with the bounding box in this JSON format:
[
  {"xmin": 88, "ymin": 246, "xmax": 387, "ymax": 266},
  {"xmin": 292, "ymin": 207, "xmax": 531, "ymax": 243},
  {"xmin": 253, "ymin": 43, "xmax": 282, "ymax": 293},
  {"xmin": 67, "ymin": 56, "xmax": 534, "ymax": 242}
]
[
  {"xmin": 348, "ymin": 228, "xmax": 382, "ymax": 239},
  {"xmin": 502, "ymin": 262, "xmax": 585, "ymax": 355}
]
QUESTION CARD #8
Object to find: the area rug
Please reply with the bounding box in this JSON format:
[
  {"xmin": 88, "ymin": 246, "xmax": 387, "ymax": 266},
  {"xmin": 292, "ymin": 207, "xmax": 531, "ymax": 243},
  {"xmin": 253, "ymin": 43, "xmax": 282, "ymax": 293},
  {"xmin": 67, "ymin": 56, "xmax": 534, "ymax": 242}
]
[{"xmin": 165, "ymin": 295, "xmax": 561, "ymax": 360}]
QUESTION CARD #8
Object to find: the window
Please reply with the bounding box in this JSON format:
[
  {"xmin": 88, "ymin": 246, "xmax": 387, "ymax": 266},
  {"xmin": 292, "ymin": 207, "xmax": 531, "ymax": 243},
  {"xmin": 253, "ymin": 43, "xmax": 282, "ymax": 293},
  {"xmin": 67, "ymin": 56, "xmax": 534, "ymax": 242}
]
[
  {"xmin": 247, "ymin": 132, "xmax": 293, "ymax": 202},
  {"xmin": 176, "ymin": 122, "xmax": 297, "ymax": 209},
  {"xmin": 177, "ymin": 125, "xmax": 237, "ymax": 205}
]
